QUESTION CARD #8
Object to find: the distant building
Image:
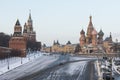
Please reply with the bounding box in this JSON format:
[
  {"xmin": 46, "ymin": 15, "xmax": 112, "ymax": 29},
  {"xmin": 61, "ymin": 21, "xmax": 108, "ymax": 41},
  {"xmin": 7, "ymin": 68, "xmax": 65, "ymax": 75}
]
[
  {"xmin": 103, "ymin": 32, "xmax": 113, "ymax": 53},
  {"xmin": 79, "ymin": 16, "xmax": 117, "ymax": 54},
  {"xmin": 79, "ymin": 16, "xmax": 104, "ymax": 53},
  {"xmin": 112, "ymin": 40, "xmax": 120, "ymax": 53},
  {"xmin": 42, "ymin": 40, "xmax": 78, "ymax": 53},
  {"xmin": 9, "ymin": 12, "xmax": 41, "ymax": 56}
]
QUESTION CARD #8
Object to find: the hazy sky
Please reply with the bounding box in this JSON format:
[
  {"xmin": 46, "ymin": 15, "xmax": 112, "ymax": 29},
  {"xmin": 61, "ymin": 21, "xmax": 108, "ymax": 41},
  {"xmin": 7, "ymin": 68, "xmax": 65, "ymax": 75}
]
[{"xmin": 0, "ymin": 0, "xmax": 120, "ymax": 46}]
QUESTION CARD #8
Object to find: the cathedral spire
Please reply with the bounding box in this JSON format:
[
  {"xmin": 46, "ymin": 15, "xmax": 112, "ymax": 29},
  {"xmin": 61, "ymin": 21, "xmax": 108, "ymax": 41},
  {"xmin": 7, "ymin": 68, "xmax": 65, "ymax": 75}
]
[
  {"xmin": 29, "ymin": 9, "xmax": 31, "ymax": 20},
  {"xmin": 88, "ymin": 15, "xmax": 93, "ymax": 27},
  {"xmin": 90, "ymin": 15, "xmax": 92, "ymax": 22},
  {"xmin": 87, "ymin": 15, "xmax": 94, "ymax": 36}
]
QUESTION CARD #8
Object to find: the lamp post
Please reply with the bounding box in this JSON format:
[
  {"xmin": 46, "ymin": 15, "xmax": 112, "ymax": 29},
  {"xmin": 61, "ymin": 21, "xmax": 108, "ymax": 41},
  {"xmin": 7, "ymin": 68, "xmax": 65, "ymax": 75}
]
[
  {"xmin": 34, "ymin": 50, "xmax": 35, "ymax": 59},
  {"xmin": 34, "ymin": 52, "xmax": 35, "ymax": 58},
  {"xmin": 28, "ymin": 48, "xmax": 30, "ymax": 61},
  {"xmin": 7, "ymin": 51, "xmax": 10, "ymax": 70},
  {"xmin": 21, "ymin": 56, "xmax": 22, "ymax": 64}
]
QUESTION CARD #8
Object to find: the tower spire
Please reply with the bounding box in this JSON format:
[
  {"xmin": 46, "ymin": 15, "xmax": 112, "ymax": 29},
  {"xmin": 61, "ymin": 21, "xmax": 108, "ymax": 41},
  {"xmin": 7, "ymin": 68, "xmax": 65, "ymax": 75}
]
[
  {"xmin": 110, "ymin": 32, "xmax": 112, "ymax": 38},
  {"xmin": 88, "ymin": 15, "xmax": 93, "ymax": 28},
  {"xmin": 29, "ymin": 9, "xmax": 31, "ymax": 20},
  {"xmin": 90, "ymin": 15, "xmax": 92, "ymax": 22}
]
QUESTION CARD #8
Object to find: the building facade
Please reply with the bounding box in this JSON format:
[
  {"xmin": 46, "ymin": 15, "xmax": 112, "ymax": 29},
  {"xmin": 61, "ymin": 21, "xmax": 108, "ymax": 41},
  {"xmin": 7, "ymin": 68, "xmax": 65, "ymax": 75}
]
[{"xmin": 42, "ymin": 40, "xmax": 78, "ymax": 53}]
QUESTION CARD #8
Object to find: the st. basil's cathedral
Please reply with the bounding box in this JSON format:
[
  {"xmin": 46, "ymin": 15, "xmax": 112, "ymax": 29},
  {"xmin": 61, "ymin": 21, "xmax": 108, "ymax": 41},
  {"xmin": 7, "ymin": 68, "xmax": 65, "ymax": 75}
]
[{"xmin": 79, "ymin": 16, "xmax": 113, "ymax": 53}]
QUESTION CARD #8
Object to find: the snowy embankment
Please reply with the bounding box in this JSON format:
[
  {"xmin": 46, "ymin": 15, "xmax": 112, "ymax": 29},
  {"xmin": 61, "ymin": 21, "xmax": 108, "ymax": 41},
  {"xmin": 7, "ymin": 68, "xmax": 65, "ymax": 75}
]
[
  {"xmin": 0, "ymin": 52, "xmax": 95, "ymax": 80},
  {"xmin": 0, "ymin": 51, "xmax": 43, "ymax": 75}
]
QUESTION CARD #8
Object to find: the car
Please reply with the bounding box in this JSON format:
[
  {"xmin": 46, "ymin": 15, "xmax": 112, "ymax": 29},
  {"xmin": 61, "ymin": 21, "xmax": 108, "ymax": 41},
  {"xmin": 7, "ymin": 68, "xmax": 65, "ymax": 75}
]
[
  {"xmin": 59, "ymin": 63, "xmax": 64, "ymax": 65},
  {"xmin": 103, "ymin": 73, "xmax": 114, "ymax": 80}
]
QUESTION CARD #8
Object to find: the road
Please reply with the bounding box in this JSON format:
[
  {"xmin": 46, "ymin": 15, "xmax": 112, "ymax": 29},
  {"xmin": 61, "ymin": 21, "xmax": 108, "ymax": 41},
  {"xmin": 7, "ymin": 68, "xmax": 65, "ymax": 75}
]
[{"xmin": 17, "ymin": 60, "xmax": 97, "ymax": 80}]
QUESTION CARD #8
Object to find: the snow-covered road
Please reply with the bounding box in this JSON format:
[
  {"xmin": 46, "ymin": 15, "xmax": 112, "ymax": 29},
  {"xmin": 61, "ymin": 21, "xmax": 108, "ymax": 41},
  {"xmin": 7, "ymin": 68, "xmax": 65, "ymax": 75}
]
[
  {"xmin": 34, "ymin": 61, "xmax": 88, "ymax": 80},
  {"xmin": 17, "ymin": 59, "xmax": 97, "ymax": 80},
  {"xmin": 0, "ymin": 53, "xmax": 97, "ymax": 80}
]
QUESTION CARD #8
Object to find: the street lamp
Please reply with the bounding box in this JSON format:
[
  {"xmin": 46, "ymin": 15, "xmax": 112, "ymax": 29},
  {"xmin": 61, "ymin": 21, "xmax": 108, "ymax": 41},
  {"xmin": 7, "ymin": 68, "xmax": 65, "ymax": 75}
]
[
  {"xmin": 6, "ymin": 51, "xmax": 10, "ymax": 70},
  {"xmin": 28, "ymin": 48, "xmax": 30, "ymax": 61},
  {"xmin": 21, "ymin": 56, "xmax": 22, "ymax": 64},
  {"xmin": 34, "ymin": 50, "xmax": 35, "ymax": 59}
]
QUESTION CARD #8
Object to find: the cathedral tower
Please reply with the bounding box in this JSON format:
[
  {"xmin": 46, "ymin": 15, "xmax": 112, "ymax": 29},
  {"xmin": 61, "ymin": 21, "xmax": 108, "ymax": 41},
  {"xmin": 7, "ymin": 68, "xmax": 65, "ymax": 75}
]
[
  {"xmin": 86, "ymin": 16, "xmax": 94, "ymax": 44},
  {"xmin": 98, "ymin": 29, "xmax": 104, "ymax": 44},
  {"xmin": 79, "ymin": 29, "xmax": 86, "ymax": 46}
]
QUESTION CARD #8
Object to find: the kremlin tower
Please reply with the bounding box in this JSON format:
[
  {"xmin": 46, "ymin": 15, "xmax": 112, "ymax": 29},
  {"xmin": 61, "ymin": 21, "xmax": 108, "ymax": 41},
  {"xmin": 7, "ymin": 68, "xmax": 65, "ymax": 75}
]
[
  {"xmin": 23, "ymin": 12, "xmax": 36, "ymax": 42},
  {"xmin": 9, "ymin": 11, "xmax": 39, "ymax": 56},
  {"xmin": 9, "ymin": 19, "xmax": 27, "ymax": 56}
]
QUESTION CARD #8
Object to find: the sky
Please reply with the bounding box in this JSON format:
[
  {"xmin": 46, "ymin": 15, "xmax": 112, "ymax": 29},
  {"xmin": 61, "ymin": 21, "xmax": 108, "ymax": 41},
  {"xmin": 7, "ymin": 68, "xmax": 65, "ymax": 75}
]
[{"xmin": 0, "ymin": 0, "xmax": 120, "ymax": 46}]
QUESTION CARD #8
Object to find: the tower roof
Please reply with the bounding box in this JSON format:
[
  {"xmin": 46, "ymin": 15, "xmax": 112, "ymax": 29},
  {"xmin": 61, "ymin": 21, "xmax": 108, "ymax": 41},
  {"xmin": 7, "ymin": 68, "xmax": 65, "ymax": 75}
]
[
  {"xmin": 15, "ymin": 19, "xmax": 20, "ymax": 26},
  {"xmin": 28, "ymin": 10, "xmax": 32, "ymax": 21},
  {"xmin": 57, "ymin": 40, "xmax": 60, "ymax": 45},
  {"xmin": 98, "ymin": 29, "xmax": 104, "ymax": 36},
  {"xmin": 23, "ymin": 23, "xmax": 27, "ymax": 33},
  {"xmin": 87, "ymin": 16, "xmax": 94, "ymax": 36},
  {"xmin": 80, "ymin": 29, "xmax": 85, "ymax": 34},
  {"xmin": 66, "ymin": 41, "xmax": 71, "ymax": 45},
  {"xmin": 88, "ymin": 16, "xmax": 94, "ymax": 28},
  {"xmin": 110, "ymin": 32, "xmax": 112, "ymax": 38}
]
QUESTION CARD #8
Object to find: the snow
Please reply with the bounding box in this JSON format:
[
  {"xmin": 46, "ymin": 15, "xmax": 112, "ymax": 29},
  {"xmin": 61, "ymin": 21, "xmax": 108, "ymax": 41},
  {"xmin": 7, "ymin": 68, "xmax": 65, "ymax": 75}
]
[
  {"xmin": 45, "ymin": 61, "xmax": 88, "ymax": 80},
  {"xmin": 0, "ymin": 51, "xmax": 42, "ymax": 75},
  {"xmin": 66, "ymin": 61, "xmax": 87, "ymax": 75},
  {"xmin": 0, "ymin": 52, "xmax": 96, "ymax": 80}
]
